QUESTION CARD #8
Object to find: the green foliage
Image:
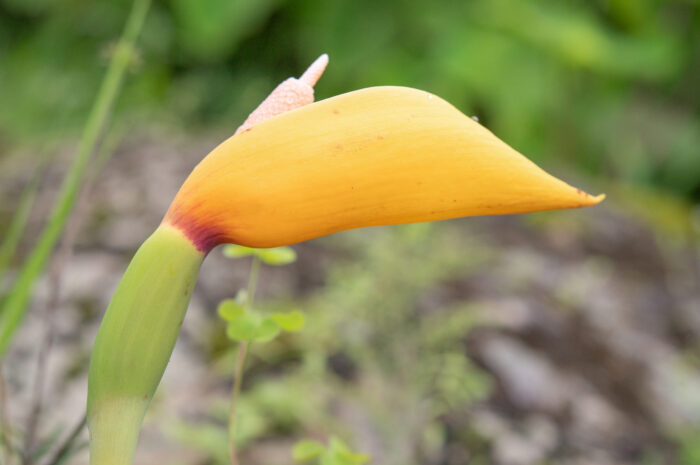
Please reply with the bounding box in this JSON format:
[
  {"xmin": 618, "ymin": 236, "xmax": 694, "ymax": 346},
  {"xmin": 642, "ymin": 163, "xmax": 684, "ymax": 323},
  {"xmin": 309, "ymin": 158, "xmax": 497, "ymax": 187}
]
[
  {"xmin": 168, "ymin": 224, "xmax": 496, "ymax": 464},
  {"xmin": 0, "ymin": 164, "xmax": 43, "ymax": 290},
  {"xmin": 217, "ymin": 245, "xmax": 306, "ymax": 463},
  {"xmin": 171, "ymin": 0, "xmax": 282, "ymax": 62},
  {"xmin": 217, "ymin": 298, "xmax": 245, "ymax": 321},
  {"xmin": 168, "ymin": 422, "xmax": 230, "ymax": 465},
  {"xmin": 223, "ymin": 245, "xmax": 297, "ymax": 266},
  {"xmin": 226, "ymin": 312, "xmax": 269, "ymax": 342},
  {"xmin": 678, "ymin": 430, "xmax": 700, "ymax": 465},
  {"xmin": 271, "ymin": 310, "xmax": 305, "ymax": 332},
  {"xmin": 0, "ymin": 0, "xmax": 151, "ymax": 358},
  {"xmin": 168, "ymin": 375, "xmax": 326, "ymax": 465},
  {"xmin": 218, "ymin": 245, "xmax": 303, "ymax": 343},
  {"xmin": 2, "ymin": 0, "xmax": 698, "ymax": 199},
  {"xmin": 221, "ymin": 245, "xmax": 257, "ymax": 259},
  {"xmin": 219, "ymin": 298, "xmax": 305, "ymax": 342},
  {"xmin": 289, "ymin": 225, "xmax": 495, "ymax": 458},
  {"xmin": 293, "ymin": 436, "xmax": 370, "ymax": 465},
  {"xmin": 293, "ymin": 439, "xmax": 326, "ymax": 462},
  {"xmin": 427, "ymin": 351, "xmax": 492, "ymax": 414}
]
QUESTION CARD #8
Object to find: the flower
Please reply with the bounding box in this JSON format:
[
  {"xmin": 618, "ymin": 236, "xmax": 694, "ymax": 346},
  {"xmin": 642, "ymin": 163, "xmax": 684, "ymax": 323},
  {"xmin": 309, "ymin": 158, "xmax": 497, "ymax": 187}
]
[
  {"xmin": 87, "ymin": 55, "xmax": 603, "ymax": 465},
  {"xmin": 165, "ymin": 85, "xmax": 603, "ymax": 252}
]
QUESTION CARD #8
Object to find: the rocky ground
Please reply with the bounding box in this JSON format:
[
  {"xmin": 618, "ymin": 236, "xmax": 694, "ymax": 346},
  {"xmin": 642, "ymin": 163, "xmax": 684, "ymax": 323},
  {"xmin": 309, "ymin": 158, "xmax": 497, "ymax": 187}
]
[{"xmin": 1, "ymin": 131, "xmax": 699, "ymax": 465}]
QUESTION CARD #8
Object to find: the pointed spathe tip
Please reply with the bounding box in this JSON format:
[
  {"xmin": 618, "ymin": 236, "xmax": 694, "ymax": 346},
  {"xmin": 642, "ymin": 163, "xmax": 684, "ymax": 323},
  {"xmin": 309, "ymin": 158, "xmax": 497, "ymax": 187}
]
[{"xmin": 577, "ymin": 191, "xmax": 605, "ymax": 208}]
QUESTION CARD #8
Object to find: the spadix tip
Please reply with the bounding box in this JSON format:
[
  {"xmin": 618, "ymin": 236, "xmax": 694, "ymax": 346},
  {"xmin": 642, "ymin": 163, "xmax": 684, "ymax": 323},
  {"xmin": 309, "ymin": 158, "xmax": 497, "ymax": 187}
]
[{"xmin": 299, "ymin": 53, "xmax": 329, "ymax": 87}]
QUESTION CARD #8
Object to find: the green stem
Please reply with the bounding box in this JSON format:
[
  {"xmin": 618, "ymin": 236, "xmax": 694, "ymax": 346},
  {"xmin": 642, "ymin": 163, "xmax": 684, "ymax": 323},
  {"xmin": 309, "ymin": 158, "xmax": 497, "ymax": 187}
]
[
  {"xmin": 0, "ymin": 364, "xmax": 15, "ymax": 465},
  {"xmin": 44, "ymin": 414, "xmax": 87, "ymax": 465},
  {"xmin": 246, "ymin": 258, "xmax": 261, "ymax": 309},
  {"xmin": 229, "ymin": 342, "xmax": 248, "ymax": 465},
  {"xmin": 0, "ymin": 165, "xmax": 43, "ymax": 293},
  {"xmin": 0, "ymin": 0, "xmax": 151, "ymax": 358},
  {"xmin": 228, "ymin": 257, "xmax": 261, "ymax": 465},
  {"xmin": 88, "ymin": 225, "xmax": 203, "ymax": 465}
]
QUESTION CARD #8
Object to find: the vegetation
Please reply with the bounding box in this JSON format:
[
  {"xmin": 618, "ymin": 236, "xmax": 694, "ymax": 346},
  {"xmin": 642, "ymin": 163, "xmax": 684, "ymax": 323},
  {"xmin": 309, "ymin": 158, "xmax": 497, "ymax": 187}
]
[
  {"xmin": 1, "ymin": 0, "xmax": 699, "ymax": 199},
  {"xmin": 0, "ymin": 1, "xmax": 698, "ymax": 465}
]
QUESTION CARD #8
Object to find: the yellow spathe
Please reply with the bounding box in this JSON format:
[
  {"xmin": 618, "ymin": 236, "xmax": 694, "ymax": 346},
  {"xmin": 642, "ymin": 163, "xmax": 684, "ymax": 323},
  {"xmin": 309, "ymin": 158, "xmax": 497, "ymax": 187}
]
[{"xmin": 165, "ymin": 86, "xmax": 603, "ymax": 250}]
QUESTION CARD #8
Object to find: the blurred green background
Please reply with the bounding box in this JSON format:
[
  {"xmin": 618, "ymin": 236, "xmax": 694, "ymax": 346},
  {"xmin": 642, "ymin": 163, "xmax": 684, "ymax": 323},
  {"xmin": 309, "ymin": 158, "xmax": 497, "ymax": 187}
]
[
  {"xmin": 1, "ymin": 0, "xmax": 699, "ymax": 199},
  {"xmin": 1, "ymin": 1, "xmax": 700, "ymax": 465}
]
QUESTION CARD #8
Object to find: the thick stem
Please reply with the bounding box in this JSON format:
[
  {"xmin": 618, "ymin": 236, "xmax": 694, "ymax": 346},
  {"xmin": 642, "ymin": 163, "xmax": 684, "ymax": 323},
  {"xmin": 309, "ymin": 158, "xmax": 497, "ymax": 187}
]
[
  {"xmin": 88, "ymin": 225, "xmax": 203, "ymax": 465},
  {"xmin": 87, "ymin": 400, "xmax": 144, "ymax": 465}
]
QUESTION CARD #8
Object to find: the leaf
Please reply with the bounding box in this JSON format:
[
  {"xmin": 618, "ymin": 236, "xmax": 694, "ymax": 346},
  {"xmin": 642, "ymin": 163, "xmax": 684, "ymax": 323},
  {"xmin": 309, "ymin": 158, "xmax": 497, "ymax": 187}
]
[
  {"xmin": 256, "ymin": 247, "xmax": 297, "ymax": 266},
  {"xmin": 254, "ymin": 317, "xmax": 281, "ymax": 342},
  {"xmin": 217, "ymin": 299, "xmax": 245, "ymax": 321},
  {"xmin": 342, "ymin": 451, "xmax": 370, "ymax": 465},
  {"xmin": 271, "ymin": 311, "xmax": 305, "ymax": 332},
  {"xmin": 328, "ymin": 450, "xmax": 370, "ymax": 465},
  {"xmin": 226, "ymin": 313, "xmax": 261, "ymax": 341},
  {"xmin": 293, "ymin": 439, "xmax": 325, "ymax": 462},
  {"xmin": 328, "ymin": 437, "xmax": 370, "ymax": 465},
  {"xmin": 171, "ymin": 0, "xmax": 282, "ymax": 61},
  {"xmin": 222, "ymin": 245, "xmax": 297, "ymax": 266},
  {"xmin": 225, "ymin": 312, "xmax": 282, "ymax": 343},
  {"xmin": 167, "ymin": 421, "xmax": 229, "ymax": 465},
  {"xmin": 235, "ymin": 289, "xmax": 249, "ymax": 305},
  {"xmin": 0, "ymin": 162, "xmax": 44, "ymax": 287},
  {"xmin": 328, "ymin": 437, "xmax": 351, "ymax": 455},
  {"xmin": 0, "ymin": 0, "xmax": 150, "ymax": 357},
  {"xmin": 222, "ymin": 245, "xmax": 256, "ymax": 258}
]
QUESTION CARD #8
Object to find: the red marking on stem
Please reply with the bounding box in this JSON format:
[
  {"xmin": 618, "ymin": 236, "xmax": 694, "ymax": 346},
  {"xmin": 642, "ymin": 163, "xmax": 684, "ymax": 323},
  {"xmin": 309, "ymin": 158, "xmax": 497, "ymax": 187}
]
[{"xmin": 164, "ymin": 208, "xmax": 225, "ymax": 254}]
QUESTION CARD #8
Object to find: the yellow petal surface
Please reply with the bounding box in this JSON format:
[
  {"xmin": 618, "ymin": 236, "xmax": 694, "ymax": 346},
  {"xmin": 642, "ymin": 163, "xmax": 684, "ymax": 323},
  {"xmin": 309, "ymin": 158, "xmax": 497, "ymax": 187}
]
[{"xmin": 165, "ymin": 86, "xmax": 603, "ymax": 250}]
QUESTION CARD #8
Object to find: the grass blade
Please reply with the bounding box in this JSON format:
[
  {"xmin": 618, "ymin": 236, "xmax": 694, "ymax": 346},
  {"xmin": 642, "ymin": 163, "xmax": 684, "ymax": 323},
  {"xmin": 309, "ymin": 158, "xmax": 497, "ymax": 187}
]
[
  {"xmin": 0, "ymin": 165, "xmax": 45, "ymax": 292},
  {"xmin": 0, "ymin": 0, "xmax": 151, "ymax": 358}
]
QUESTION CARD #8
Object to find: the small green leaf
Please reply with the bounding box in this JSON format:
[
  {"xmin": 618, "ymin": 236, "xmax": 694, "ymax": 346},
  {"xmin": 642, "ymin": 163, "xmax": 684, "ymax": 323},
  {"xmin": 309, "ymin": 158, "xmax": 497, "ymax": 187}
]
[
  {"xmin": 223, "ymin": 245, "xmax": 256, "ymax": 258},
  {"xmin": 254, "ymin": 317, "xmax": 281, "ymax": 342},
  {"xmin": 319, "ymin": 453, "xmax": 335, "ymax": 465},
  {"xmin": 329, "ymin": 451, "xmax": 370, "ymax": 465},
  {"xmin": 223, "ymin": 244, "xmax": 297, "ymax": 265},
  {"xmin": 343, "ymin": 452, "xmax": 370, "ymax": 464},
  {"xmin": 217, "ymin": 299, "xmax": 245, "ymax": 321},
  {"xmin": 328, "ymin": 437, "xmax": 369, "ymax": 465},
  {"xmin": 226, "ymin": 313, "xmax": 261, "ymax": 341},
  {"xmin": 328, "ymin": 437, "xmax": 351, "ymax": 455},
  {"xmin": 293, "ymin": 439, "xmax": 325, "ymax": 462},
  {"xmin": 256, "ymin": 247, "xmax": 297, "ymax": 266},
  {"xmin": 235, "ymin": 289, "xmax": 249, "ymax": 305},
  {"xmin": 271, "ymin": 311, "xmax": 305, "ymax": 332}
]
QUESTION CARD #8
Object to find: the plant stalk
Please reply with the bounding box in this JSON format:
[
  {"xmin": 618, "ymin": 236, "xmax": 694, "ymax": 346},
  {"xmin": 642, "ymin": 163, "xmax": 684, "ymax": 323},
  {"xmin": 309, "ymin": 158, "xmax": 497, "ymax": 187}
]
[
  {"xmin": 88, "ymin": 225, "xmax": 203, "ymax": 465},
  {"xmin": 42, "ymin": 414, "xmax": 87, "ymax": 465},
  {"xmin": 228, "ymin": 256, "xmax": 261, "ymax": 465},
  {"xmin": 23, "ymin": 131, "xmax": 121, "ymax": 464},
  {"xmin": 0, "ymin": 164, "xmax": 44, "ymax": 293},
  {"xmin": 0, "ymin": 0, "xmax": 151, "ymax": 358},
  {"xmin": 0, "ymin": 364, "xmax": 15, "ymax": 465},
  {"xmin": 229, "ymin": 342, "xmax": 248, "ymax": 465}
]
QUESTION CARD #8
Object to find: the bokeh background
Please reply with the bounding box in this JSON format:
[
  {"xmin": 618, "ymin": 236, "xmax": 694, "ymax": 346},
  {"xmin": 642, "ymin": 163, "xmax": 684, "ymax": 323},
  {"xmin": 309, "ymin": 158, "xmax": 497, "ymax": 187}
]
[{"xmin": 1, "ymin": 0, "xmax": 700, "ymax": 464}]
